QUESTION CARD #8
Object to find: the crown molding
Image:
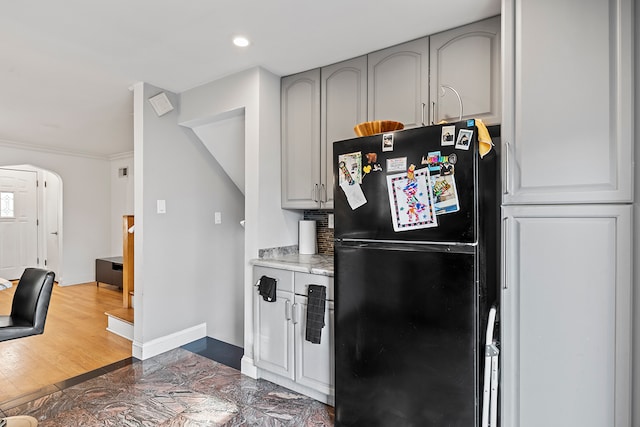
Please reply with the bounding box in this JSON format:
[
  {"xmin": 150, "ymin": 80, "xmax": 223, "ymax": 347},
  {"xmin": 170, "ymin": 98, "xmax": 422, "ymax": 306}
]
[
  {"xmin": 108, "ymin": 151, "xmax": 134, "ymax": 161},
  {"xmin": 0, "ymin": 138, "xmax": 130, "ymax": 161}
]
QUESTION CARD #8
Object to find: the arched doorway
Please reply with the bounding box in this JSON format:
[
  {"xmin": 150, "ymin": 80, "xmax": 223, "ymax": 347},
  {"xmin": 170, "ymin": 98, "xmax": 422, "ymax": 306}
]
[{"xmin": 0, "ymin": 165, "xmax": 62, "ymax": 280}]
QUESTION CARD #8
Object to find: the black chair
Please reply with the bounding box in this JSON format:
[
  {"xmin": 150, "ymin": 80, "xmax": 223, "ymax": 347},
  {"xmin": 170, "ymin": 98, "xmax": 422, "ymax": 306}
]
[{"xmin": 0, "ymin": 268, "xmax": 55, "ymax": 342}]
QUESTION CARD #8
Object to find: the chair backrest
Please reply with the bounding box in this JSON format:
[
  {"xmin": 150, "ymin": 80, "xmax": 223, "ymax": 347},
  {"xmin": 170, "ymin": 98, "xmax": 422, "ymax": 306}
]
[{"xmin": 10, "ymin": 268, "xmax": 55, "ymax": 333}]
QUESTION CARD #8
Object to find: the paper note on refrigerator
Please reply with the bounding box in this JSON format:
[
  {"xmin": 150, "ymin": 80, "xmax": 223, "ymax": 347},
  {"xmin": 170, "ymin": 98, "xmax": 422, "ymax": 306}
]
[
  {"xmin": 387, "ymin": 167, "xmax": 438, "ymax": 231},
  {"xmin": 340, "ymin": 181, "xmax": 367, "ymax": 210}
]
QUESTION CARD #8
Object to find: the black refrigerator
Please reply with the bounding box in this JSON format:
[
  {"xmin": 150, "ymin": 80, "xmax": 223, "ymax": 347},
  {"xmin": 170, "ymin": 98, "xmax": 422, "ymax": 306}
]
[{"xmin": 333, "ymin": 121, "xmax": 500, "ymax": 426}]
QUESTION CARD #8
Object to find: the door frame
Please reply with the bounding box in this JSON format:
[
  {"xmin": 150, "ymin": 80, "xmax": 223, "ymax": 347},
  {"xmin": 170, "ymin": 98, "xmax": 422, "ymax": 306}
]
[{"xmin": 0, "ymin": 165, "xmax": 63, "ymax": 282}]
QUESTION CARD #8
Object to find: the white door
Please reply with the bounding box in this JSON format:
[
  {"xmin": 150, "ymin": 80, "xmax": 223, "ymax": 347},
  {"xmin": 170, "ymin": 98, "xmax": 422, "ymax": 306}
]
[
  {"xmin": 44, "ymin": 174, "xmax": 61, "ymax": 276},
  {"xmin": 0, "ymin": 168, "xmax": 38, "ymax": 280}
]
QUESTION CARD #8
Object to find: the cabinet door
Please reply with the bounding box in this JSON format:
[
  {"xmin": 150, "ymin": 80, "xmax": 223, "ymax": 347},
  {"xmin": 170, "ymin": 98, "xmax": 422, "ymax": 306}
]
[
  {"xmin": 368, "ymin": 37, "xmax": 429, "ymax": 129},
  {"xmin": 501, "ymin": 205, "xmax": 632, "ymax": 427},
  {"xmin": 321, "ymin": 56, "xmax": 368, "ymax": 210},
  {"xmin": 294, "ymin": 296, "xmax": 334, "ymax": 396},
  {"xmin": 429, "ymin": 16, "xmax": 501, "ymax": 125},
  {"xmin": 502, "ymin": 0, "xmax": 633, "ymax": 204},
  {"xmin": 281, "ymin": 69, "xmax": 321, "ymax": 209},
  {"xmin": 254, "ymin": 289, "xmax": 295, "ymax": 380}
]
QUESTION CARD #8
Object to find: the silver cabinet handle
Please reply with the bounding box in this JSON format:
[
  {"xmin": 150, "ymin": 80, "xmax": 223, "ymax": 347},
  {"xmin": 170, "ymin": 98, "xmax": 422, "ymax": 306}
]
[
  {"xmin": 321, "ymin": 183, "xmax": 326, "ymax": 203},
  {"xmin": 285, "ymin": 300, "xmax": 291, "ymax": 321},
  {"xmin": 504, "ymin": 141, "xmax": 511, "ymax": 195},
  {"xmin": 50, "ymin": 231, "xmax": 59, "ymax": 235},
  {"xmin": 421, "ymin": 103, "xmax": 426, "ymax": 126},
  {"xmin": 502, "ymin": 216, "xmax": 509, "ymax": 290},
  {"xmin": 313, "ymin": 184, "xmax": 319, "ymax": 203},
  {"xmin": 431, "ymin": 101, "xmax": 436, "ymax": 125},
  {"xmin": 440, "ymin": 85, "xmax": 463, "ymax": 121},
  {"xmin": 292, "ymin": 303, "xmax": 299, "ymax": 325}
]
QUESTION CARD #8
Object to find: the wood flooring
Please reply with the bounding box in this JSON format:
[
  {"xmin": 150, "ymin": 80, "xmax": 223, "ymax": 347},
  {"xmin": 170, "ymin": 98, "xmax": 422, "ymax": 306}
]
[{"xmin": 0, "ymin": 282, "xmax": 132, "ymax": 403}]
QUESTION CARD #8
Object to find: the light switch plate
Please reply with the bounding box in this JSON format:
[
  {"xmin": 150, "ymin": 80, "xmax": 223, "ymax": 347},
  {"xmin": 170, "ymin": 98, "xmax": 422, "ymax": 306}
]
[
  {"xmin": 157, "ymin": 199, "xmax": 166, "ymax": 214},
  {"xmin": 215, "ymin": 212, "xmax": 222, "ymax": 224},
  {"xmin": 328, "ymin": 214, "xmax": 334, "ymax": 229}
]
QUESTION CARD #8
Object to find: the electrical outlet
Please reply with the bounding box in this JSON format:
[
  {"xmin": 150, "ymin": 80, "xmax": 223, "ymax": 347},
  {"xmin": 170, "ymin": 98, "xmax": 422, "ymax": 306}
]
[
  {"xmin": 328, "ymin": 214, "xmax": 334, "ymax": 229},
  {"xmin": 215, "ymin": 212, "xmax": 222, "ymax": 224}
]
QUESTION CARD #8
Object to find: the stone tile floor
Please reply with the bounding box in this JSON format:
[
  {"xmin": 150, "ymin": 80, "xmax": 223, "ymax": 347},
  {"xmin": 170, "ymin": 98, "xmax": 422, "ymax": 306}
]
[{"xmin": 1, "ymin": 348, "xmax": 334, "ymax": 426}]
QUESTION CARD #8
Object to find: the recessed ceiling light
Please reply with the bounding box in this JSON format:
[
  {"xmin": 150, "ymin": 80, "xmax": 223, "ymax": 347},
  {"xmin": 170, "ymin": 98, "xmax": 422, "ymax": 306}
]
[{"xmin": 233, "ymin": 36, "xmax": 250, "ymax": 47}]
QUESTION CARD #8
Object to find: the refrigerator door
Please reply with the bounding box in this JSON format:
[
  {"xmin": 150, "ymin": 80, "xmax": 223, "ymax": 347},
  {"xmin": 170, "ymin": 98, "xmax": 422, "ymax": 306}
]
[
  {"xmin": 335, "ymin": 242, "xmax": 477, "ymax": 427},
  {"xmin": 333, "ymin": 122, "xmax": 478, "ymax": 244}
]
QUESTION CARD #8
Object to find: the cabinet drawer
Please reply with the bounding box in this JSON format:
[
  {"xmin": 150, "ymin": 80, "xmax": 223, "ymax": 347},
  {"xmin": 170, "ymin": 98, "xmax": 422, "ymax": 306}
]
[
  {"xmin": 295, "ymin": 272, "xmax": 334, "ymax": 301},
  {"xmin": 254, "ymin": 266, "xmax": 294, "ymax": 293}
]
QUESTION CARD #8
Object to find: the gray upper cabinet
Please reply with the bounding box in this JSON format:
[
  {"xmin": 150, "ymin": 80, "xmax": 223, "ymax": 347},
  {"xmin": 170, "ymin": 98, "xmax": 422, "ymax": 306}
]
[
  {"xmin": 282, "ymin": 19, "xmax": 503, "ymax": 209},
  {"xmin": 282, "ymin": 58, "xmax": 367, "ymax": 209},
  {"xmin": 502, "ymin": 0, "xmax": 634, "ymax": 204},
  {"xmin": 321, "ymin": 56, "xmax": 368, "ymax": 210},
  {"xmin": 281, "ymin": 69, "xmax": 321, "ymax": 209},
  {"xmin": 367, "ymin": 37, "xmax": 429, "ymax": 129},
  {"xmin": 429, "ymin": 16, "xmax": 501, "ymax": 125}
]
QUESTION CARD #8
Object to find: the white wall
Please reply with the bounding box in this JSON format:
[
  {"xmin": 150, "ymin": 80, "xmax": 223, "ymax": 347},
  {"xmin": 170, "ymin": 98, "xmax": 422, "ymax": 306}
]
[
  {"xmin": 132, "ymin": 81, "xmax": 247, "ymax": 358},
  {"xmin": 179, "ymin": 67, "xmax": 300, "ymax": 375},
  {"xmin": 192, "ymin": 112, "xmax": 245, "ymax": 195},
  {"xmin": 0, "ymin": 143, "xmax": 110, "ymax": 285},
  {"xmin": 109, "ymin": 153, "xmax": 134, "ymax": 255}
]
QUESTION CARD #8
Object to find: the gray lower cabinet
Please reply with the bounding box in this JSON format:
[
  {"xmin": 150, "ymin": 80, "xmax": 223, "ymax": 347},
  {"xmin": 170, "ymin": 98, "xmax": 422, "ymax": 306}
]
[
  {"xmin": 501, "ymin": 205, "xmax": 632, "ymax": 427},
  {"xmin": 502, "ymin": 0, "xmax": 633, "ymax": 204},
  {"xmin": 253, "ymin": 266, "xmax": 335, "ymax": 404},
  {"xmin": 429, "ymin": 16, "xmax": 501, "ymax": 125},
  {"xmin": 294, "ymin": 295, "xmax": 334, "ymax": 396}
]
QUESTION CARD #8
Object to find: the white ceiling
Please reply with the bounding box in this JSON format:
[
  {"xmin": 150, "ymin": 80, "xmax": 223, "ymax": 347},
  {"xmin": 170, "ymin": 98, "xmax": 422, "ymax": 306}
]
[{"xmin": 0, "ymin": 0, "xmax": 500, "ymax": 157}]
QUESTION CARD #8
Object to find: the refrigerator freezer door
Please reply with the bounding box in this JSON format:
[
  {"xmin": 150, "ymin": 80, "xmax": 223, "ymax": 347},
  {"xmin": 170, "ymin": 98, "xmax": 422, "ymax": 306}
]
[
  {"xmin": 333, "ymin": 123, "xmax": 478, "ymax": 244},
  {"xmin": 335, "ymin": 242, "xmax": 477, "ymax": 426}
]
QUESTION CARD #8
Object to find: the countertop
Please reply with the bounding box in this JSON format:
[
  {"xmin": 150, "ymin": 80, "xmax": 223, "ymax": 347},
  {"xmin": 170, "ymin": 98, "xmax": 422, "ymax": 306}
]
[{"xmin": 250, "ymin": 253, "xmax": 334, "ymax": 277}]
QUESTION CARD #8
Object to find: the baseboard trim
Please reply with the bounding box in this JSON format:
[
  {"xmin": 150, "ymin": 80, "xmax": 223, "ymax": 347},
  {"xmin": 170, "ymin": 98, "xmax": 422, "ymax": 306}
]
[
  {"xmin": 258, "ymin": 368, "xmax": 334, "ymax": 406},
  {"xmin": 106, "ymin": 315, "xmax": 134, "ymax": 341},
  {"xmin": 132, "ymin": 323, "xmax": 207, "ymax": 360},
  {"xmin": 241, "ymin": 356, "xmax": 258, "ymax": 379}
]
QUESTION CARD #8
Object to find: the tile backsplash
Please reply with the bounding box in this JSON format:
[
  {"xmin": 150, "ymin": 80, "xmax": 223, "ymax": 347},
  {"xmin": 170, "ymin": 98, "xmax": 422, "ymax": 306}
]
[{"xmin": 304, "ymin": 210, "xmax": 334, "ymax": 255}]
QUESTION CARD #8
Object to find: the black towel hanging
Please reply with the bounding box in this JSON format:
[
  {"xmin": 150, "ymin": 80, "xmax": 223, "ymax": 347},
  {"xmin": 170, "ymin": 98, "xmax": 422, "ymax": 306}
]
[
  {"xmin": 305, "ymin": 284, "xmax": 326, "ymax": 344},
  {"xmin": 258, "ymin": 276, "xmax": 277, "ymax": 302}
]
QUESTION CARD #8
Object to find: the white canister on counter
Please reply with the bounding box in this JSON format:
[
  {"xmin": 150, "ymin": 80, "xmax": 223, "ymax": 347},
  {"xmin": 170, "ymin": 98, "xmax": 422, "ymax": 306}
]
[{"xmin": 299, "ymin": 220, "xmax": 317, "ymax": 255}]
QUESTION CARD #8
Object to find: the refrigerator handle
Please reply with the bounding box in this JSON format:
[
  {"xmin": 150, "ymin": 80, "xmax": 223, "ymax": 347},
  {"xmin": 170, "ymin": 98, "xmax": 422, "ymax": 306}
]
[
  {"xmin": 502, "ymin": 216, "xmax": 509, "ymax": 290},
  {"xmin": 504, "ymin": 141, "xmax": 511, "ymax": 195},
  {"xmin": 285, "ymin": 300, "xmax": 292, "ymax": 321}
]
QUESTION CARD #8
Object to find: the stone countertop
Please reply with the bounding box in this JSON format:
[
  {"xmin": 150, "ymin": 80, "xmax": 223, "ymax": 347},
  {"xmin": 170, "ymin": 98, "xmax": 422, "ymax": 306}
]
[{"xmin": 250, "ymin": 253, "xmax": 334, "ymax": 277}]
